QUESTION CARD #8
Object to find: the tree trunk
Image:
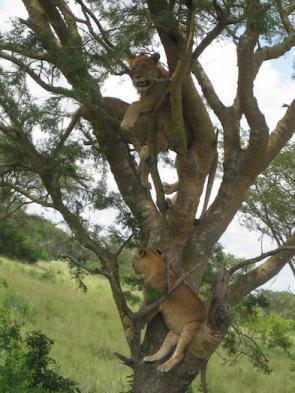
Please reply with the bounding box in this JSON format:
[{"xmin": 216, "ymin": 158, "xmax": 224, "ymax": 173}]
[{"xmin": 132, "ymin": 315, "xmax": 206, "ymax": 393}]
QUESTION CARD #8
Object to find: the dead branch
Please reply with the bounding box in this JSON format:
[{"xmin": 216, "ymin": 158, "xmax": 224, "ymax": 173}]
[{"xmin": 114, "ymin": 352, "xmax": 136, "ymax": 368}]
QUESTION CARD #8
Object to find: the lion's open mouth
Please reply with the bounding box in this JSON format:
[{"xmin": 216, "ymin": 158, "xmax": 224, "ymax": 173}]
[{"xmin": 135, "ymin": 80, "xmax": 150, "ymax": 88}]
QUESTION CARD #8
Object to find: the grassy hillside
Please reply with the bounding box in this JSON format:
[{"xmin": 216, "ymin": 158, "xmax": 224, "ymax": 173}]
[{"xmin": 0, "ymin": 256, "xmax": 294, "ymax": 393}]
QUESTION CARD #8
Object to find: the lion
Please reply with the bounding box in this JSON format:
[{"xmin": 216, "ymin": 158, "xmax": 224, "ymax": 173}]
[
  {"xmin": 131, "ymin": 246, "xmax": 207, "ymax": 372},
  {"xmin": 120, "ymin": 52, "xmax": 170, "ymax": 131},
  {"xmin": 120, "ymin": 53, "xmax": 174, "ymax": 190},
  {"xmin": 120, "ymin": 53, "xmax": 217, "ymax": 213}
]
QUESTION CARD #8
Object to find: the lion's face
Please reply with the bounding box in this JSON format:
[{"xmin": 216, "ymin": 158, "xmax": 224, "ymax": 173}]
[
  {"xmin": 127, "ymin": 53, "xmax": 162, "ymax": 92},
  {"xmin": 132, "ymin": 247, "xmax": 163, "ymax": 277}
]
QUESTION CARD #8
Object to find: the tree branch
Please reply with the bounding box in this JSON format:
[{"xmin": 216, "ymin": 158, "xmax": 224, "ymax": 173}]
[
  {"xmin": 132, "ymin": 262, "xmax": 200, "ymax": 321},
  {"xmin": 0, "ymin": 39, "xmax": 50, "ymax": 61},
  {"xmin": 58, "ymin": 253, "xmax": 109, "ymax": 277},
  {"xmin": 53, "ymin": 107, "xmax": 82, "ymax": 154},
  {"xmin": 229, "ymin": 246, "xmax": 295, "ymax": 275},
  {"xmin": 254, "ymin": 32, "xmax": 295, "ymax": 77},
  {"xmin": 266, "ymin": 99, "xmax": 295, "ymax": 164},
  {"xmin": 237, "ymin": 23, "xmax": 269, "ymax": 171},
  {"xmin": 169, "ymin": 5, "xmax": 195, "ymax": 153},
  {"xmin": 191, "ymin": 60, "xmax": 226, "ymax": 121},
  {"xmin": 0, "ymin": 51, "xmax": 76, "ymax": 98},
  {"xmin": 0, "ymin": 180, "xmax": 54, "ymax": 208},
  {"xmin": 229, "ymin": 233, "xmax": 295, "ymax": 304}
]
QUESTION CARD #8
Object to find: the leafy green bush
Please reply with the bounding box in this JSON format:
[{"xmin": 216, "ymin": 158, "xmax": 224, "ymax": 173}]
[
  {"xmin": 222, "ymin": 295, "xmax": 294, "ymax": 374},
  {"xmin": 0, "ymin": 220, "xmax": 46, "ymax": 263},
  {"xmin": 0, "ymin": 309, "xmax": 80, "ymax": 393}
]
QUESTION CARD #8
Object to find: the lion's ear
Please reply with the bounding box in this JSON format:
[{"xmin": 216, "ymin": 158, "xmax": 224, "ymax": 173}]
[
  {"xmin": 150, "ymin": 53, "xmax": 160, "ymax": 64},
  {"xmin": 139, "ymin": 247, "xmax": 146, "ymax": 257},
  {"xmin": 126, "ymin": 55, "xmax": 136, "ymax": 66}
]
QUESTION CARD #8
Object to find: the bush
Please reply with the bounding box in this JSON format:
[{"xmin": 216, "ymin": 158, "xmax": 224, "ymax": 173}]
[
  {"xmin": 0, "ymin": 309, "xmax": 80, "ymax": 393},
  {"xmin": 0, "ymin": 220, "xmax": 46, "ymax": 263}
]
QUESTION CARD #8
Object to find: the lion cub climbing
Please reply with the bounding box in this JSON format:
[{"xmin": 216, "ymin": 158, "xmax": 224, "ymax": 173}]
[{"xmin": 132, "ymin": 247, "xmax": 207, "ymax": 372}]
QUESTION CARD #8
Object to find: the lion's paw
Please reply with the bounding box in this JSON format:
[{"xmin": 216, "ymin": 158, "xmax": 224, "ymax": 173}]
[
  {"xmin": 143, "ymin": 355, "xmax": 157, "ymax": 363},
  {"xmin": 157, "ymin": 359, "xmax": 176, "ymax": 373},
  {"xmin": 139, "ymin": 145, "xmax": 149, "ymax": 160},
  {"xmin": 120, "ymin": 119, "xmax": 131, "ymax": 131}
]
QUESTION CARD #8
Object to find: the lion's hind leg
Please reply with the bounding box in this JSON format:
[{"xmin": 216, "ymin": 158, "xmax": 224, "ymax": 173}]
[
  {"xmin": 143, "ymin": 330, "xmax": 178, "ymax": 363},
  {"xmin": 157, "ymin": 320, "xmax": 200, "ymax": 372}
]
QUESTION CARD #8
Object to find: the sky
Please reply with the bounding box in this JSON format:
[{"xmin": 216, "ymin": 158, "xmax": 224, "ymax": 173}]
[{"xmin": 0, "ymin": 0, "xmax": 294, "ymax": 292}]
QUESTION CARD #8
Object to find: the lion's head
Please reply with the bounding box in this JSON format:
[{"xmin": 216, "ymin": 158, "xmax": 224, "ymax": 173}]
[
  {"xmin": 127, "ymin": 53, "xmax": 168, "ymax": 93},
  {"xmin": 132, "ymin": 247, "xmax": 163, "ymax": 277}
]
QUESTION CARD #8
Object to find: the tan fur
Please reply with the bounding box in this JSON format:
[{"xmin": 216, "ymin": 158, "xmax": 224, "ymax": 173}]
[
  {"xmin": 132, "ymin": 247, "xmax": 207, "ymax": 372},
  {"xmin": 120, "ymin": 54, "xmax": 217, "ymax": 214},
  {"xmin": 120, "ymin": 53, "xmax": 171, "ymax": 189}
]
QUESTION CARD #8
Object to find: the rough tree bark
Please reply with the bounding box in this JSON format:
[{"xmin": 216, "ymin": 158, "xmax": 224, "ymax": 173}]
[{"xmin": 0, "ymin": 1, "xmax": 294, "ymax": 392}]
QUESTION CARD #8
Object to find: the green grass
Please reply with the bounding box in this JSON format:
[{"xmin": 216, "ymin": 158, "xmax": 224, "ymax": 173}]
[
  {"xmin": 0, "ymin": 256, "xmax": 129, "ymax": 393},
  {"xmin": 0, "ymin": 256, "xmax": 294, "ymax": 393},
  {"xmin": 193, "ymin": 348, "xmax": 294, "ymax": 393}
]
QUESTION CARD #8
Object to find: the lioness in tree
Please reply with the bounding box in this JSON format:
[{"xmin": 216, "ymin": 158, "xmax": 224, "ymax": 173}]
[
  {"xmin": 121, "ymin": 53, "xmax": 172, "ymax": 190},
  {"xmin": 121, "ymin": 53, "xmax": 217, "ymax": 212},
  {"xmin": 132, "ymin": 247, "xmax": 207, "ymax": 372}
]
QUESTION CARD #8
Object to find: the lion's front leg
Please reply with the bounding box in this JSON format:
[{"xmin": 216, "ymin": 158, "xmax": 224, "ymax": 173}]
[
  {"xmin": 120, "ymin": 98, "xmax": 155, "ymax": 131},
  {"xmin": 143, "ymin": 330, "xmax": 178, "ymax": 363},
  {"xmin": 120, "ymin": 102, "xmax": 140, "ymax": 131}
]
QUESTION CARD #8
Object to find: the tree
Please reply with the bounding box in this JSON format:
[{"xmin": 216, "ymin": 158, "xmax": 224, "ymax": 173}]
[
  {"xmin": 241, "ymin": 142, "xmax": 295, "ymax": 276},
  {"xmin": 0, "ymin": 1, "xmax": 294, "ymax": 392}
]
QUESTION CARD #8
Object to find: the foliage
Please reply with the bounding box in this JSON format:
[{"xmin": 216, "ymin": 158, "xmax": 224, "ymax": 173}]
[
  {"xmin": 241, "ymin": 142, "xmax": 295, "ymax": 243},
  {"xmin": 0, "ymin": 257, "xmax": 294, "ymax": 393},
  {"xmin": 0, "ymin": 294, "xmax": 80, "ymax": 393},
  {"xmin": 0, "ymin": 209, "xmax": 96, "ymax": 263},
  {"xmin": 0, "ymin": 218, "xmax": 46, "ymax": 263},
  {"xmin": 222, "ymin": 293, "xmax": 294, "ymax": 374},
  {"xmin": 0, "ymin": 0, "xmax": 294, "ymax": 391},
  {"xmin": 258, "ymin": 289, "xmax": 295, "ymax": 320}
]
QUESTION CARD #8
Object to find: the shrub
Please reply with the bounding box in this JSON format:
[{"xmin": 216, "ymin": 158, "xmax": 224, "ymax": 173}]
[
  {"xmin": 0, "ymin": 220, "xmax": 46, "ymax": 263},
  {"xmin": 0, "ymin": 310, "xmax": 80, "ymax": 393}
]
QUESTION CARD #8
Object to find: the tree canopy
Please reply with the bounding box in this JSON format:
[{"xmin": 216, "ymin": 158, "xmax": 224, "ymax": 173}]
[{"xmin": 0, "ymin": 1, "xmax": 294, "ymax": 392}]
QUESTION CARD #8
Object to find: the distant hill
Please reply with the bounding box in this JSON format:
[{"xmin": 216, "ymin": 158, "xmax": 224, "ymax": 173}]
[{"xmin": 0, "ymin": 210, "xmax": 92, "ymax": 263}]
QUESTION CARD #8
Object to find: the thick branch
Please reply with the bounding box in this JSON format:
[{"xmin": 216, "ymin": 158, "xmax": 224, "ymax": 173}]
[
  {"xmin": 266, "ymin": 99, "xmax": 295, "ymax": 164},
  {"xmin": 22, "ymin": 0, "xmax": 59, "ymax": 51},
  {"xmin": 229, "ymin": 246, "xmax": 295, "ymax": 274},
  {"xmin": 254, "ymin": 32, "xmax": 295, "ymax": 77},
  {"xmin": 229, "ymin": 233, "xmax": 295, "ymax": 304},
  {"xmin": 192, "ymin": 60, "xmax": 226, "ymax": 121},
  {"xmin": 237, "ymin": 29, "xmax": 269, "ymax": 170},
  {"xmin": 169, "ymin": 5, "xmax": 195, "ymax": 153},
  {"xmin": 0, "ymin": 40, "xmax": 50, "ymax": 61},
  {"xmin": 37, "ymin": 0, "xmax": 73, "ymax": 46}
]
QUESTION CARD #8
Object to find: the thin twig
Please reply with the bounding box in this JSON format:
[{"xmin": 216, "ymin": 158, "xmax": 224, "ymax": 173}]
[
  {"xmin": 54, "ymin": 108, "xmax": 82, "ymax": 154},
  {"xmin": 115, "ymin": 233, "xmax": 134, "ymax": 257},
  {"xmin": 58, "ymin": 253, "xmax": 109, "ymax": 278}
]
